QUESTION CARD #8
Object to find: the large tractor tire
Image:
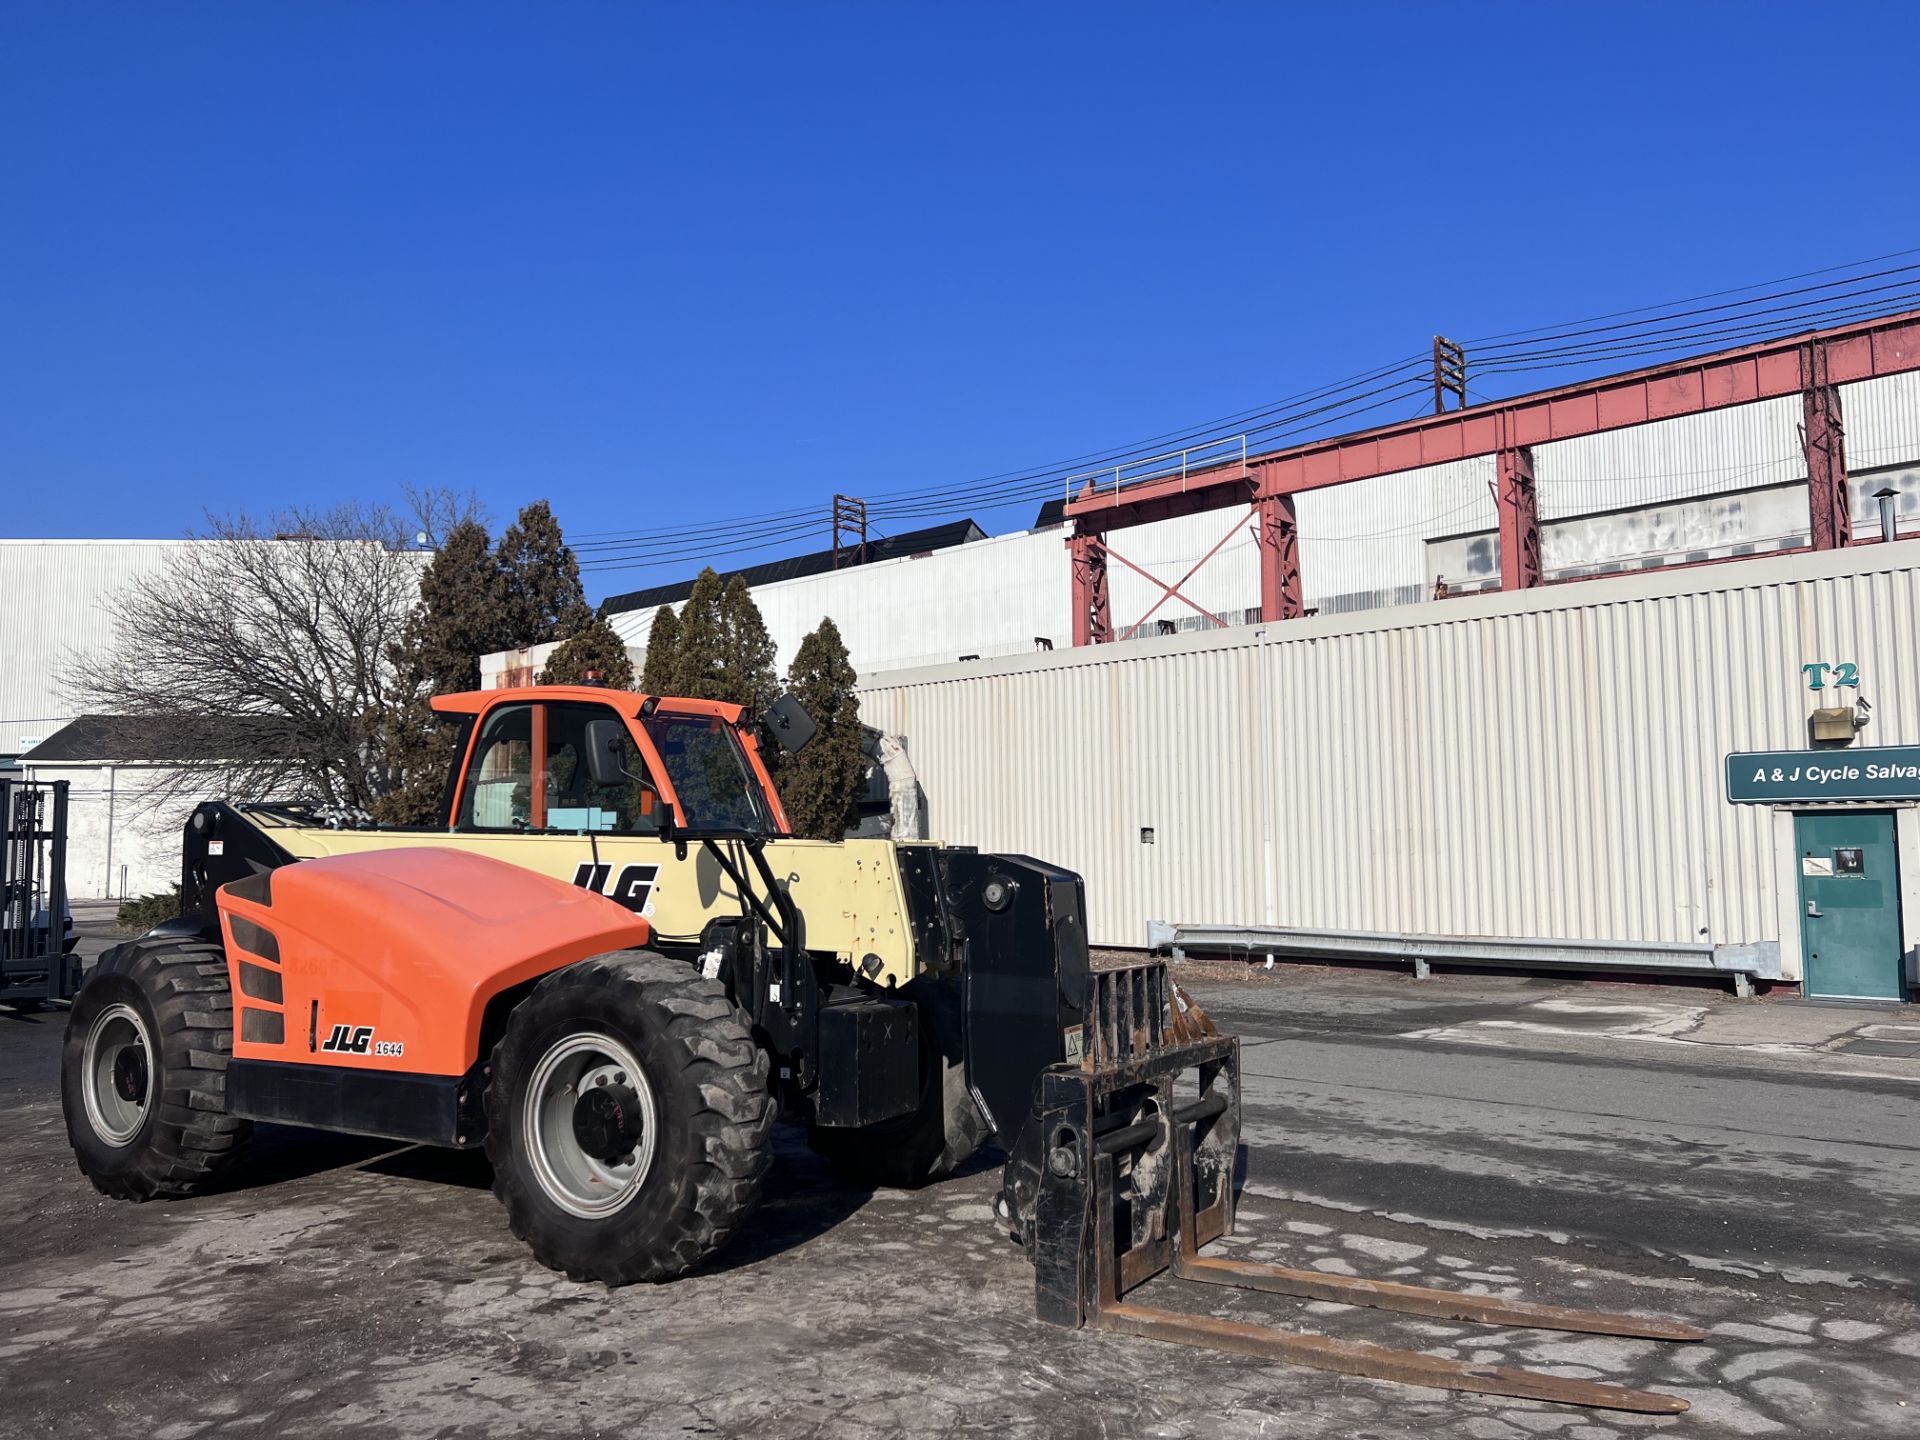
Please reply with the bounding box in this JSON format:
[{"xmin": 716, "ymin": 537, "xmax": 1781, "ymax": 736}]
[
  {"xmin": 61, "ymin": 940, "xmax": 252, "ymax": 1199},
  {"xmin": 485, "ymin": 951, "xmax": 774, "ymax": 1284},
  {"xmin": 807, "ymin": 976, "xmax": 991, "ymax": 1188}
]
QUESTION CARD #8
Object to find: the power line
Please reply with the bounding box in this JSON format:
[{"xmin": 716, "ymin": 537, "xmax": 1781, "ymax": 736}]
[
  {"xmin": 1461, "ymin": 245, "xmax": 1920, "ymax": 344},
  {"xmin": 862, "ymin": 374, "xmax": 1433, "ymax": 523},
  {"xmin": 1473, "ymin": 289, "xmax": 1920, "ymax": 378},
  {"xmin": 855, "ymin": 353, "xmax": 1429, "ymax": 504},
  {"xmin": 1470, "ymin": 261, "xmax": 1920, "ymax": 356},
  {"xmin": 578, "ymin": 247, "xmax": 1920, "ymax": 581},
  {"xmin": 573, "ymin": 503, "xmax": 824, "ymax": 546},
  {"xmin": 575, "ymin": 356, "xmax": 1428, "ymax": 547},
  {"xmin": 1472, "ymin": 276, "xmax": 1920, "ymax": 368},
  {"xmin": 856, "ymin": 364, "xmax": 1430, "ymax": 518},
  {"xmin": 583, "ymin": 524, "xmax": 855, "ymax": 576},
  {"xmin": 578, "ymin": 514, "xmax": 827, "ymax": 566},
  {"xmin": 583, "ymin": 371, "xmax": 1438, "ymax": 571}
]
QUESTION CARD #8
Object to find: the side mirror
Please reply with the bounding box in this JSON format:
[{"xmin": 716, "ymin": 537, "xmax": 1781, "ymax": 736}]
[
  {"xmin": 765, "ymin": 693, "xmax": 818, "ymax": 754},
  {"xmin": 583, "ymin": 717, "xmax": 628, "ymax": 788}
]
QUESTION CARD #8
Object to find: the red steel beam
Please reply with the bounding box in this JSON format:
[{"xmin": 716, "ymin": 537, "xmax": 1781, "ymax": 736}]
[
  {"xmin": 1067, "ymin": 532, "xmax": 1111, "ymax": 646},
  {"xmin": 1066, "ymin": 307, "xmax": 1920, "ymax": 529},
  {"xmin": 1495, "ymin": 444, "xmax": 1541, "ymax": 589},
  {"xmin": 1256, "ymin": 494, "xmax": 1302, "ymax": 621},
  {"xmin": 1804, "ymin": 341, "xmax": 1851, "ymax": 550}
]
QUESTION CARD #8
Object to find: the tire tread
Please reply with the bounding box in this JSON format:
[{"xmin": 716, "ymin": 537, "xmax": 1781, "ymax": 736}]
[
  {"xmin": 484, "ymin": 950, "xmax": 774, "ymax": 1285},
  {"xmin": 63, "ymin": 939, "xmax": 252, "ymax": 1201}
]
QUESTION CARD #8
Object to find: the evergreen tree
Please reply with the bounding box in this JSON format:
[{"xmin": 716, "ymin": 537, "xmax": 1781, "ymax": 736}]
[
  {"xmin": 541, "ymin": 614, "xmax": 636, "ymax": 688},
  {"xmin": 372, "ymin": 519, "xmax": 510, "ymax": 824},
  {"xmin": 777, "ymin": 618, "xmax": 866, "ymax": 839},
  {"xmin": 717, "ymin": 575, "xmax": 779, "ymax": 717},
  {"xmin": 668, "ymin": 570, "xmax": 778, "ymax": 709},
  {"xmin": 641, "ymin": 605, "xmax": 681, "ymax": 694},
  {"xmin": 404, "ymin": 520, "xmax": 507, "ymax": 691},
  {"xmin": 671, "ymin": 568, "xmax": 730, "ymax": 701},
  {"xmin": 496, "ymin": 500, "xmax": 590, "ymax": 646}
]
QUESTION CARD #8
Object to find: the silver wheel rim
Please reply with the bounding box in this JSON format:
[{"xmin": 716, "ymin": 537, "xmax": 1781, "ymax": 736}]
[
  {"xmin": 82, "ymin": 1002, "xmax": 153, "ymax": 1147},
  {"xmin": 523, "ymin": 1031, "xmax": 658, "ymax": 1219}
]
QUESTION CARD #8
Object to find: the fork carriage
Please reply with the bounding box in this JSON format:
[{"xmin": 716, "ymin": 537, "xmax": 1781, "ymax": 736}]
[{"xmin": 1014, "ymin": 961, "xmax": 1704, "ymax": 1416}]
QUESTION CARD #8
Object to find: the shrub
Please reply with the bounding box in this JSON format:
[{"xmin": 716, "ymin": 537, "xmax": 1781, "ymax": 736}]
[{"xmin": 116, "ymin": 888, "xmax": 182, "ymax": 933}]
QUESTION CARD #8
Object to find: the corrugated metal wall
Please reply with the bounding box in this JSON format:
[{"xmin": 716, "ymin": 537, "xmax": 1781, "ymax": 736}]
[
  {"xmin": 1533, "ymin": 397, "xmax": 1805, "ymax": 519},
  {"xmin": 1846, "ymin": 371, "xmax": 1920, "ymax": 471},
  {"xmin": 0, "ymin": 541, "xmax": 196, "ymax": 755},
  {"xmin": 859, "ymin": 544, "xmax": 1920, "ymax": 957},
  {"xmin": 1297, "ymin": 457, "xmax": 1497, "ymax": 612}
]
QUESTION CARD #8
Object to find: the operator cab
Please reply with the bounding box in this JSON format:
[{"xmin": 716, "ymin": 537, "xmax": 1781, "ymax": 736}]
[{"xmin": 430, "ymin": 686, "xmax": 794, "ymax": 840}]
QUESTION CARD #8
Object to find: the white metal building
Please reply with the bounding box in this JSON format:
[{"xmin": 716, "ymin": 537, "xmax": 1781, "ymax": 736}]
[
  {"xmin": 858, "ymin": 541, "xmax": 1920, "ymax": 1001},
  {"xmin": 16, "ymin": 718, "xmax": 202, "ymax": 900},
  {"xmin": 551, "ymin": 371, "xmax": 1920, "ymax": 1002},
  {"xmin": 0, "ymin": 540, "xmax": 201, "ymax": 760},
  {"xmin": 2, "ymin": 537, "xmax": 424, "ymax": 898}
]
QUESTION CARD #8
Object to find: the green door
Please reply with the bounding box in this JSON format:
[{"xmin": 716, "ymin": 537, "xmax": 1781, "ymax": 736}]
[{"xmin": 1796, "ymin": 811, "xmax": 1906, "ymax": 1001}]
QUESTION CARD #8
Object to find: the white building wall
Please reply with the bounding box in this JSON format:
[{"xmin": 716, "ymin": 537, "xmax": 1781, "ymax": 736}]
[
  {"xmin": 0, "ymin": 540, "xmax": 195, "ymax": 756},
  {"xmin": 1532, "ymin": 397, "xmax": 1807, "ymax": 519},
  {"xmin": 727, "ymin": 526, "xmax": 1070, "ymax": 670},
  {"xmin": 856, "ymin": 542, "xmax": 1920, "ymax": 962},
  {"xmin": 1845, "ymin": 370, "xmax": 1920, "ymax": 472},
  {"xmin": 604, "ymin": 511, "xmax": 1269, "ymax": 678},
  {"xmin": 19, "ymin": 762, "xmax": 187, "ymax": 900},
  {"xmin": 1298, "ymin": 457, "xmax": 1498, "ymax": 612}
]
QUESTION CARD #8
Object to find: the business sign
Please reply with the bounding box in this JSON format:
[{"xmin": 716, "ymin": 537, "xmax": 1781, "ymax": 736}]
[
  {"xmin": 1801, "ymin": 661, "xmax": 1862, "ymax": 691},
  {"xmin": 1725, "ymin": 747, "xmax": 1920, "ymax": 804}
]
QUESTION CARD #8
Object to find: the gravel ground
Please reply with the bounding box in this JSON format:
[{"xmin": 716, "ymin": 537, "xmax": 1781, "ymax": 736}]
[{"xmin": 2, "ymin": 919, "xmax": 1916, "ymax": 1438}]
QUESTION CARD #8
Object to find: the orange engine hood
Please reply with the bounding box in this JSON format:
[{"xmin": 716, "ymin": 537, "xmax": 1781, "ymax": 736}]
[{"xmin": 217, "ymin": 847, "xmax": 652, "ymax": 1076}]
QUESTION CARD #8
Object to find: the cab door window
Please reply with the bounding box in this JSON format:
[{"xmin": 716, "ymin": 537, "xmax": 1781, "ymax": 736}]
[
  {"xmin": 457, "ymin": 704, "xmax": 534, "ymax": 830},
  {"xmin": 642, "ymin": 711, "xmax": 771, "ymax": 833},
  {"xmin": 540, "ymin": 703, "xmax": 661, "ymax": 834}
]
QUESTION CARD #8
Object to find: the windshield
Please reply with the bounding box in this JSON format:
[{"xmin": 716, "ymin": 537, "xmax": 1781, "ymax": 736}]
[{"xmin": 642, "ymin": 712, "xmax": 774, "ymax": 834}]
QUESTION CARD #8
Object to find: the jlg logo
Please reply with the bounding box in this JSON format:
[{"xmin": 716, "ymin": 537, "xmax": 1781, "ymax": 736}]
[
  {"xmin": 571, "ymin": 862, "xmax": 659, "ymax": 916},
  {"xmin": 320, "ymin": 1024, "xmax": 374, "ymax": 1055}
]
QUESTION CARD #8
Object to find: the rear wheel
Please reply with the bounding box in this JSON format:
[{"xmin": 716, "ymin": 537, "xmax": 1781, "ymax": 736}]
[
  {"xmin": 485, "ymin": 951, "xmax": 774, "ymax": 1284},
  {"xmin": 807, "ymin": 976, "xmax": 990, "ymax": 1188},
  {"xmin": 61, "ymin": 940, "xmax": 251, "ymax": 1199}
]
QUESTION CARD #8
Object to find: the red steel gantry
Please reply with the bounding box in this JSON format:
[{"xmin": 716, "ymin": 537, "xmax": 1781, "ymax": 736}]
[{"xmin": 1065, "ymin": 307, "xmax": 1920, "ymax": 646}]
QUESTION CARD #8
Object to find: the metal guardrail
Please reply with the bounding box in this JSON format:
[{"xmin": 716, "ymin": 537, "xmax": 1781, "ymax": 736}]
[
  {"xmin": 1146, "ymin": 920, "xmax": 1781, "ymax": 997},
  {"xmin": 1066, "ymin": 435, "xmax": 1249, "ymax": 502}
]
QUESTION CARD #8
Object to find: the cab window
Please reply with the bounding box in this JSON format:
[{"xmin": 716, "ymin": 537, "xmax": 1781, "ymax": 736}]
[
  {"xmin": 543, "ymin": 703, "xmax": 660, "ymax": 834},
  {"xmin": 642, "ymin": 711, "xmax": 771, "ymax": 833},
  {"xmin": 455, "ymin": 701, "xmax": 661, "ymax": 834},
  {"xmin": 457, "ymin": 704, "xmax": 534, "ymax": 830}
]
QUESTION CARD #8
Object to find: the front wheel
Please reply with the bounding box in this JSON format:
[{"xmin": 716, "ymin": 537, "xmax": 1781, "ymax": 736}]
[
  {"xmin": 61, "ymin": 940, "xmax": 252, "ymax": 1199},
  {"xmin": 484, "ymin": 951, "xmax": 774, "ymax": 1284}
]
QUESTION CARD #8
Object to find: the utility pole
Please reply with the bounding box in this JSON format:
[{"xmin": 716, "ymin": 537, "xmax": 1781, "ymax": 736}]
[
  {"xmin": 1432, "ymin": 335, "xmax": 1467, "ymax": 414},
  {"xmin": 831, "ymin": 494, "xmax": 868, "ymax": 569}
]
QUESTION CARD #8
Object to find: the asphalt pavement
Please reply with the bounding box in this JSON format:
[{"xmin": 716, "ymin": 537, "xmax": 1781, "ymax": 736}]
[{"xmin": 1, "ymin": 920, "xmax": 1916, "ymax": 1438}]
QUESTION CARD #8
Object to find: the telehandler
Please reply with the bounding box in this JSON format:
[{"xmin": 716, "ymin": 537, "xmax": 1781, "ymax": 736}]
[{"xmin": 63, "ymin": 684, "xmax": 1703, "ymax": 1412}]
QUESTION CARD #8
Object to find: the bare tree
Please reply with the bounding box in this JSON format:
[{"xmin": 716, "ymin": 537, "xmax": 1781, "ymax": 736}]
[
  {"xmin": 66, "ymin": 503, "xmax": 433, "ymax": 814},
  {"xmin": 404, "ymin": 484, "xmax": 488, "ymax": 549}
]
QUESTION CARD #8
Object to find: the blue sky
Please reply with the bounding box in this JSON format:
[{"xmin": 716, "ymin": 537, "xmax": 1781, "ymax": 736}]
[{"xmin": 5, "ymin": 3, "xmax": 1919, "ymax": 601}]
